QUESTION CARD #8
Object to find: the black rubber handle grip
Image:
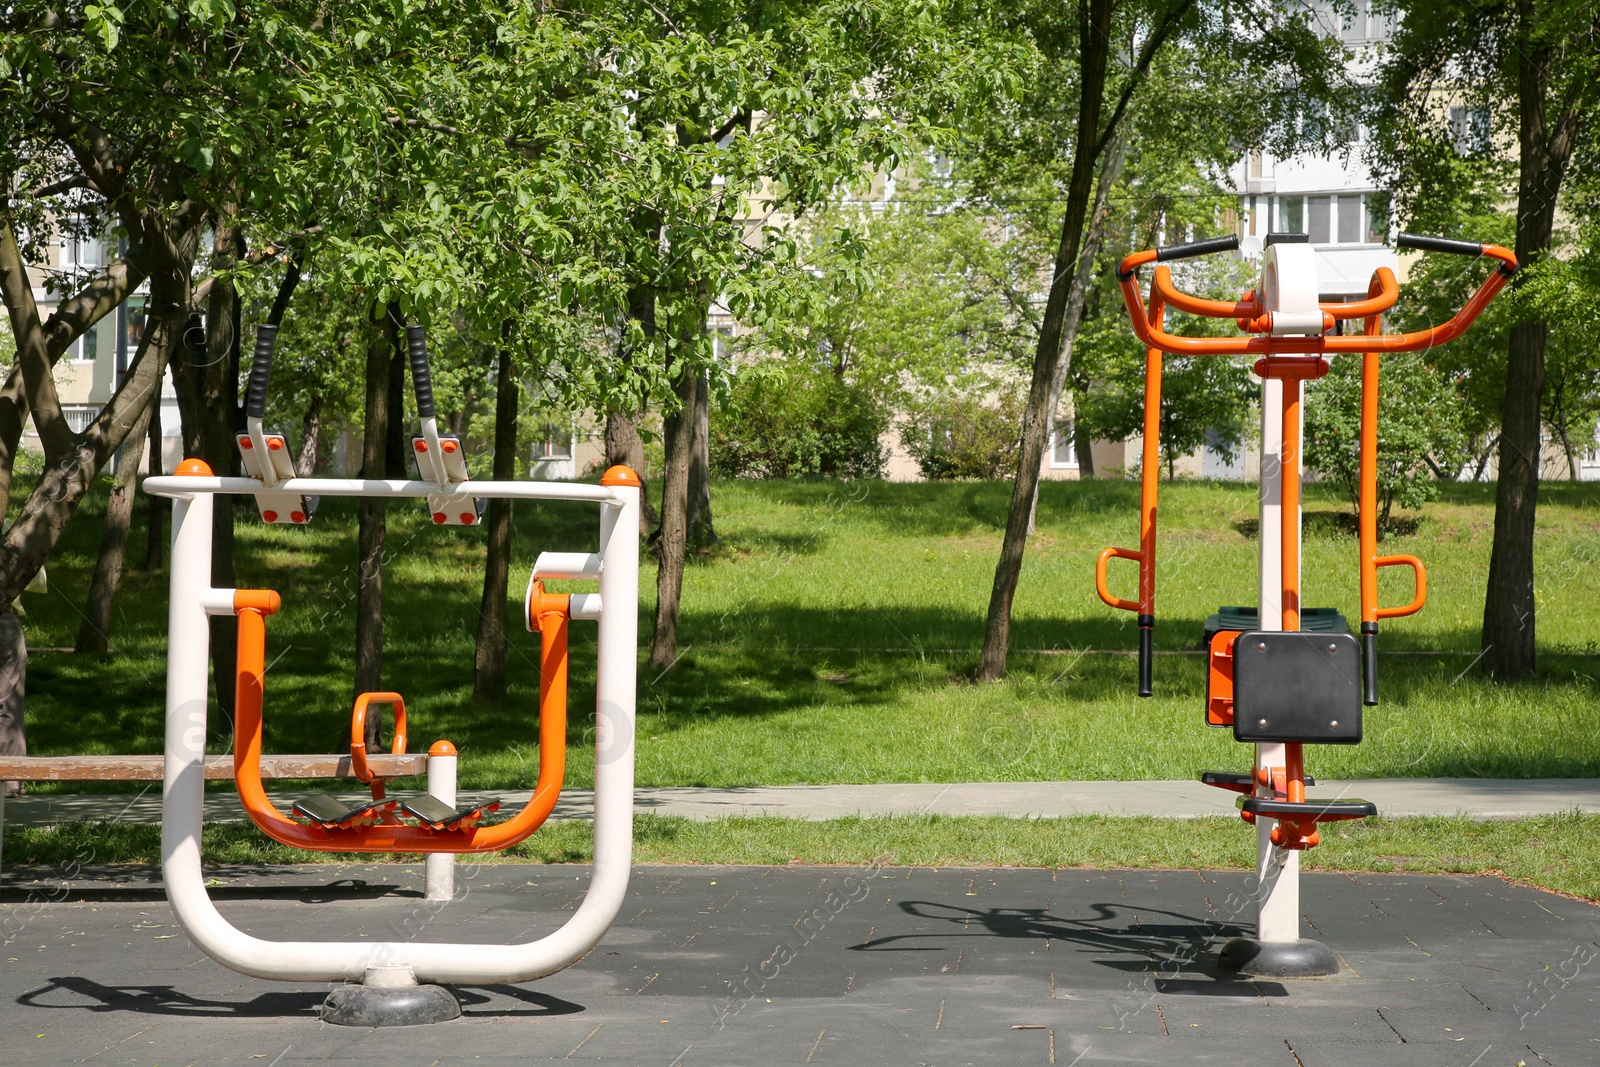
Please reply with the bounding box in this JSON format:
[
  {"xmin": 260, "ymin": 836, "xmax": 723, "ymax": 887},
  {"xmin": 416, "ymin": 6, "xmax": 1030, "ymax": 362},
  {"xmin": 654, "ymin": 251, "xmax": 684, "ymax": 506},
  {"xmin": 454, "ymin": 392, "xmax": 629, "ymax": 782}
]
[
  {"xmin": 405, "ymin": 325, "xmax": 436, "ymax": 419},
  {"xmin": 1137, "ymin": 625, "xmax": 1154, "ymax": 698},
  {"xmin": 1396, "ymin": 233, "xmax": 1484, "ymax": 257},
  {"xmin": 246, "ymin": 325, "xmax": 277, "ymax": 420},
  {"xmin": 1363, "ymin": 631, "xmax": 1378, "ymax": 707},
  {"xmin": 1155, "ymin": 234, "xmax": 1240, "ymax": 263}
]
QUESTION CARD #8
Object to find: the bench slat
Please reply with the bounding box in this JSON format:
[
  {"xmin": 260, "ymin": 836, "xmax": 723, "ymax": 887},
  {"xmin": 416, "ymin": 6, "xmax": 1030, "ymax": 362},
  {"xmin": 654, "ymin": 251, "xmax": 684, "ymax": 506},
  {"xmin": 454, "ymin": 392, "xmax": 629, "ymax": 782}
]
[{"xmin": 0, "ymin": 754, "xmax": 427, "ymax": 782}]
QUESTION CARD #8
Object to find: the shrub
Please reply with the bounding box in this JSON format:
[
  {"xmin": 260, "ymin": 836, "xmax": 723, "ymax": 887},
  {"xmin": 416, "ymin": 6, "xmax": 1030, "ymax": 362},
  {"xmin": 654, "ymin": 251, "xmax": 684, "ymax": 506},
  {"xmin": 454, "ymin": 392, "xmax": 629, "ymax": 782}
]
[
  {"xmin": 900, "ymin": 391, "xmax": 1022, "ymax": 480},
  {"xmin": 711, "ymin": 366, "xmax": 887, "ymax": 479},
  {"xmin": 1304, "ymin": 353, "xmax": 1469, "ymax": 530}
]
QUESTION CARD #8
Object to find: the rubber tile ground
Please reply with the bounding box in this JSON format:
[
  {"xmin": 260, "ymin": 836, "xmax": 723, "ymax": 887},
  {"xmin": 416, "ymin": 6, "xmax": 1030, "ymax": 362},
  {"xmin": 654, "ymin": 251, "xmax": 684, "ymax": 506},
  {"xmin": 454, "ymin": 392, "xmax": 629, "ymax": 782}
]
[{"xmin": 2, "ymin": 863, "xmax": 1596, "ymax": 1065}]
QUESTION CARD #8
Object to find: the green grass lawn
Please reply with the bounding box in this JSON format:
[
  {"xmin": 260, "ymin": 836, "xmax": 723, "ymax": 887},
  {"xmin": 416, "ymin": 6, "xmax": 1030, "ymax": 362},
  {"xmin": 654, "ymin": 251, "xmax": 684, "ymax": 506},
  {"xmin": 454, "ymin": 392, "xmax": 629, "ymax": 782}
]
[
  {"xmin": 17, "ymin": 475, "xmax": 1600, "ymax": 790},
  {"xmin": 11, "ymin": 812, "xmax": 1600, "ymax": 901}
]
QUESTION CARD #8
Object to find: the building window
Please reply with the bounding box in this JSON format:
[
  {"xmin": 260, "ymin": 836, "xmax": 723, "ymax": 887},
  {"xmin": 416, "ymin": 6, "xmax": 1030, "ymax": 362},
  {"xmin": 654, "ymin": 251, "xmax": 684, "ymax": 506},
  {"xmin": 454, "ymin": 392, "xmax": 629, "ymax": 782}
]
[
  {"xmin": 1308, "ymin": 195, "xmax": 1332, "ymax": 243},
  {"xmin": 1278, "ymin": 196, "xmax": 1304, "ymax": 234},
  {"xmin": 1449, "ymin": 106, "xmax": 1491, "ymax": 154},
  {"xmin": 1048, "ymin": 423, "xmax": 1078, "ymax": 469},
  {"xmin": 1336, "ymin": 194, "xmax": 1362, "ymax": 243},
  {"xmin": 62, "ymin": 405, "xmax": 100, "ymax": 433},
  {"xmin": 535, "ymin": 422, "xmax": 572, "ymax": 459},
  {"xmin": 68, "ymin": 321, "xmax": 99, "ymax": 363},
  {"xmin": 1365, "ymin": 193, "xmax": 1388, "ymax": 243}
]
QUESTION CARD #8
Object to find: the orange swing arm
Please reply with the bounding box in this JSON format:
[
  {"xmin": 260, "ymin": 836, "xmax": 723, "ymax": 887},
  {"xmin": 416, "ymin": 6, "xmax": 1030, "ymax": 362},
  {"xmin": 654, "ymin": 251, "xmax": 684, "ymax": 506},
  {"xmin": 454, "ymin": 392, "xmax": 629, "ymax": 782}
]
[
  {"xmin": 1353, "ymin": 275, "xmax": 1428, "ymax": 708},
  {"xmin": 231, "ymin": 590, "xmax": 570, "ymax": 853},
  {"xmin": 1094, "ymin": 289, "xmax": 1164, "ymax": 697}
]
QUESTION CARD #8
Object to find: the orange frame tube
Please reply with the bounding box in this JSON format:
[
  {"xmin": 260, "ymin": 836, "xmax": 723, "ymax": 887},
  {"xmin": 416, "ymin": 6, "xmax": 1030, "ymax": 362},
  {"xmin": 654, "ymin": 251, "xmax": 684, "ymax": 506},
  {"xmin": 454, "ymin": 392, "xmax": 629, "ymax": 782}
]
[
  {"xmin": 232, "ymin": 591, "xmax": 569, "ymax": 853},
  {"xmin": 349, "ymin": 692, "xmax": 407, "ymax": 797},
  {"xmin": 1094, "ymin": 293, "xmax": 1164, "ymax": 695},
  {"xmin": 1117, "ymin": 249, "xmax": 1512, "ymax": 357}
]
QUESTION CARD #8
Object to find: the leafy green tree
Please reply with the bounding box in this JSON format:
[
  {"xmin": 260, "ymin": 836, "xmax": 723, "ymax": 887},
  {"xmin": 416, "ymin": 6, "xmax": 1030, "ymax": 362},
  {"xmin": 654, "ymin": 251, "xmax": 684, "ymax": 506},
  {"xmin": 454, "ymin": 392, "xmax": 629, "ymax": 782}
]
[
  {"xmin": 901, "ymin": 392, "xmax": 1024, "ymax": 480},
  {"xmin": 711, "ymin": 358, "xmax": 887, "ymax": 479},
  {"xmin": 1370, "ymin": 0, "xmax": 1600, "ymax": 679},
  {"xmin": 1304, "ymin": 354, "xmax": 1469, "ymax": 531},
  {"xmin": 956, "ymin": 0, "xmax": 1347, "ymax": 680}
]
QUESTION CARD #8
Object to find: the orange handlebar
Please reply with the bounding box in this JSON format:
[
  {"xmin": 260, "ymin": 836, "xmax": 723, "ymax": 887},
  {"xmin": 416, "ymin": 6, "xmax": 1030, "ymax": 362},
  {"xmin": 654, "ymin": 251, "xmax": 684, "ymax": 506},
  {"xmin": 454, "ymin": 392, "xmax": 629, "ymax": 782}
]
[
  {"xmin": 1096, "ymin": 546, "xmax": 1144, "ymax": 613},
  {"xmin": 350, "ymin": 692, "xmax": 407, "ymax": 787},
  {"xmin": 1374, "ymin": 554, "xmax": 1428, "ymax": 619},
  {"xmin": 1117, "ymin": 244, "xmax": 1515, "ymax": 357}
]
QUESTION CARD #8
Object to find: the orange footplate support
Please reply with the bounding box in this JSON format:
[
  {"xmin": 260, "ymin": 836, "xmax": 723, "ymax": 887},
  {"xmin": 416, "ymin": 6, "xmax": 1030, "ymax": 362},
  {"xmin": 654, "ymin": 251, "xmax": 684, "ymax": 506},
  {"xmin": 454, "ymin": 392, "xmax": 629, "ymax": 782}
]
[{"xmin": 231, "ymin": 588, "xmax": 568, "ymax": 853}]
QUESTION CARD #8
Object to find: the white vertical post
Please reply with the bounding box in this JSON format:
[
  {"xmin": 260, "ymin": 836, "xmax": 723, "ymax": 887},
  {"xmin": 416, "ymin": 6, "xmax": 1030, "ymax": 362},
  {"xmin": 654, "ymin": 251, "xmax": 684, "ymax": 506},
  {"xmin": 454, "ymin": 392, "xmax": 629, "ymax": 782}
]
[
  {"xmin": 1255, "ymin": 378, "xmax": 1301, "ymax": 944},
  {"xmin": 591, "ymin": 482, "xmax": 639, "ymax": 921},
  {"xmin": 162, "ymin": 489, "xmax": 224, "ymax": 946},
  {"xmin": 425, "ymin": 746, "xmax": 457, "ymax": 901}
]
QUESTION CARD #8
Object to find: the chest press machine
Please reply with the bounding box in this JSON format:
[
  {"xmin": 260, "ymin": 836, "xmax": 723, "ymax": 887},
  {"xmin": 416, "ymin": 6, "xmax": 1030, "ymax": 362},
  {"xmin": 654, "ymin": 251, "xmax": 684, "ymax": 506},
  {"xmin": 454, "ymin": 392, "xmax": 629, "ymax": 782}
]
[
  {"xmin": 145, "ymin": 326, "xmax": 641, "ymax": 1025},
  {"xmin": 1100, "ymin": 231, "xmax": 1515, "ymax": 976}
]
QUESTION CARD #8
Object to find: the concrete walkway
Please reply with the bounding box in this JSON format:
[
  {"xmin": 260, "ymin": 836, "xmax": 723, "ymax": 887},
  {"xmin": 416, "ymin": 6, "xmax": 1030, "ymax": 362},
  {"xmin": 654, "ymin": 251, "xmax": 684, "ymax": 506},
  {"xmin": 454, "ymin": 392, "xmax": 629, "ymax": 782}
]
[{"xmin": 4, "ymin": 777, "xmax": 1598, "ymax": 828}]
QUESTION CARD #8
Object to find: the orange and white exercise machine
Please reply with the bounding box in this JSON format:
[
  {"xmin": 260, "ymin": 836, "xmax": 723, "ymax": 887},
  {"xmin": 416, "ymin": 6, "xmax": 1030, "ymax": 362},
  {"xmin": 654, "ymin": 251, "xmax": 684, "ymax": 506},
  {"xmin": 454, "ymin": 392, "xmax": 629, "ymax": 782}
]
[
  {"xmin": 1101, "ymin": 231, "xmax": 1514, "ymax": 976},
  {"xmin": 145, "ymin": 325, "xmax": 642, "ymax": 1024}
]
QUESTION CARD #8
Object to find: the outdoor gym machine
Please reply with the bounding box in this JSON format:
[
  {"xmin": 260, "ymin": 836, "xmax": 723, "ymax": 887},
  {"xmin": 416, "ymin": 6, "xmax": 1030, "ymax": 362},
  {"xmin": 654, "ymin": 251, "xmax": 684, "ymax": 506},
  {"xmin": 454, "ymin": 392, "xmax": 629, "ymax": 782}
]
[
  {"xmin": 146, "ymin": 325, "xmax": 642, "ymax": 1025},
  {"xmin": 1100, "ymin": 230, "xmax": 1515, "ymax": 976}
]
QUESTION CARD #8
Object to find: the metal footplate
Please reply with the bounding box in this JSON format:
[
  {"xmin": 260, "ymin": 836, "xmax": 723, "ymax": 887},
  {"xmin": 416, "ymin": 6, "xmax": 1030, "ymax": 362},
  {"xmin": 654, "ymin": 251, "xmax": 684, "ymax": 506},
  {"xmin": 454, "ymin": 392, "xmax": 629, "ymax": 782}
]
[
  {"xmin": 291, "ymin": 795, "xmax": 396, "ymax": 829},
  {"xmin": 1200, "ymin": 770, "xmax": 1314, "ymax": 795},
  {"xmin": 1238, "ymin": 796, "xmax": 1376, "ymax": 820},
  {"xmin": 398, "ymin": 795, "xmax": 501, "ymax": 831}
]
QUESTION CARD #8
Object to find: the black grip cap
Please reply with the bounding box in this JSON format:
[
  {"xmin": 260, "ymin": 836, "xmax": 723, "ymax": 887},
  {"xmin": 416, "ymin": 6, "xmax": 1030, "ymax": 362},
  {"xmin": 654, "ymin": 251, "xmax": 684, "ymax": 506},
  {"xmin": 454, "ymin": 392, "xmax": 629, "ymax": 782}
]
[
  {"xmin": 1396, "ymin": 232, "xmax": 1484, "ymax": 257},
  {"xmin": 1155, "ymin": 234, "xmax": 1241, "ymax": 263},
  {"xmin": 1137, "ymin": 624, "xmax": 1154, "ymax": 698},
  {"xmin": 405, "ymin": 325, "xmax": 436, "ymax": 418},
  {"xmin": 1362, "ymin": 630, "xmax": 1378, "ymax": 707},
  {"xmin": 246, "ymin": 325, "xmax": 278, "ymax": 420}
]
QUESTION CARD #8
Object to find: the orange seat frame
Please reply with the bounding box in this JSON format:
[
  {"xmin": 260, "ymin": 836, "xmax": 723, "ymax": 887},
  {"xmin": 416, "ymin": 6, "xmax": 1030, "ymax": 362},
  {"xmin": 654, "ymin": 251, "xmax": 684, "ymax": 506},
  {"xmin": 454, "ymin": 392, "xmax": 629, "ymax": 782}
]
[{"xmin": 230, "ymin": 589, "xmax": 572, "ymax": 853}]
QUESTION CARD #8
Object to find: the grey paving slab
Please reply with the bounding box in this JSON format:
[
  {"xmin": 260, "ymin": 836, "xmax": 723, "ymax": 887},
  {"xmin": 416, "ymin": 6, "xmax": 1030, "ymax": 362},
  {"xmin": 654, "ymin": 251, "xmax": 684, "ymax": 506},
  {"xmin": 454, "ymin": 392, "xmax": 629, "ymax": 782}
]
[
  {"xmin": 3, "ymin": 863, "xmax": 1598, "ymax": 1065},
  {"xmin": 6, "ymin": 776, "xmax": 1600, "ymax": 829}
]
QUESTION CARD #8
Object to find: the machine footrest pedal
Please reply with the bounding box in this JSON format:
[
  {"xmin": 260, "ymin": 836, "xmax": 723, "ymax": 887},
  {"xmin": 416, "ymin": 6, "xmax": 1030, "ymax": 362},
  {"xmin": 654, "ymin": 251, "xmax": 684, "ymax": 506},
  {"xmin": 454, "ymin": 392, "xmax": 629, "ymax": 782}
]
[
  {"xmin": 1238, "ymin": 796, "xmax": 1375, "ymax": 820},
  {"xmin": 1200, "ymin": 771, "xmax": 1314, "ymax": 794},
  {"xmin": 398, "ymin": 795, "xmax": 502, "ymax": 830},
  {"xmin": 291, "ymin": 796, "xmax": 396, "ymax": 829}
]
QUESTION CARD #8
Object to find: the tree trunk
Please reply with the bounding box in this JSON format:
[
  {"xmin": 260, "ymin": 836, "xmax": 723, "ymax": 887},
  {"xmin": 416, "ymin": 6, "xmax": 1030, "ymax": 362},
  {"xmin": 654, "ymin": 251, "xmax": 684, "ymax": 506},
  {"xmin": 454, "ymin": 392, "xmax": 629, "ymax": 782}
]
[
  {"xmin": 296, "ymin": 395, "xmax": 323, "ymax": 476},
  {"xmin": 354, "ymin": 307, "xmax": 397, "ymax": 744},
  {"xmin": 203, "ymin": 226, "xmax": 243, "ymax": 723},
  {"xmin": 144, "ymin": 386, "xmax": 166, "ymax": 569},
  {"xmin": 474, "ymin": 336, "xmax": 519, "ymax": 706},
  {"xmin": 0, "ymin": 202, "xmax": 194, "ymax": 767},
  {"xmin": 0, "ymin": 612, "xmax": 24, "ymax": 797},
  {"xmin": 976, "ymin": 66, "xmax": 1125, "ymax": 682},
  {"xmin": 648, "ymin": 352, "xmax": 703, "ymax": 672},
  {"xmin": 605, "ymin": 409, "xmax": 658, "ymax": 529},
  {"xmin": 687, "ymin": 369, "xmax": 716, "ymax": 548},
  {"xmin": 1481, "ymin": 13, "xmax": 1579, "ymax": 682},
  {"xmin": 386, "ymin": 305, "xmax": 407, "ymax": 477},
  {"xmin": 1073, "ymin": 393, "xmax": 1096, "ymax": 477},
  {"xmin": 75, "ymin": 402, "xmax": 154, "ymax": 653}
]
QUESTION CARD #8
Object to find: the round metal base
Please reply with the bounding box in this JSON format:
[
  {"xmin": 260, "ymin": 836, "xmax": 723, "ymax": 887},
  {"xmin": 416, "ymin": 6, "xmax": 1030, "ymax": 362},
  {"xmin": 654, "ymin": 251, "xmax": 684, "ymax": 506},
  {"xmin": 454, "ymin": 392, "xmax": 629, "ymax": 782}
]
[
  {"xmin": 1218, "ymin": 937, "xmax": 1341, "ymax": 978},
  {"xmin": 321, "ymin": 982, "xmax": 461, "ymax": 1026}
]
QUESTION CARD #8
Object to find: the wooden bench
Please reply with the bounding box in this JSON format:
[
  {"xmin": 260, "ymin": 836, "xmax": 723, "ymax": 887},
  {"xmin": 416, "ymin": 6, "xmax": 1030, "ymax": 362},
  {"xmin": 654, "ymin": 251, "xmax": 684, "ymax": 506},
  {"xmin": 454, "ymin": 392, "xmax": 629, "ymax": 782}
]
[{"xmin": 0, "ymin": 754, "xmax": 426, "ymax": 874}]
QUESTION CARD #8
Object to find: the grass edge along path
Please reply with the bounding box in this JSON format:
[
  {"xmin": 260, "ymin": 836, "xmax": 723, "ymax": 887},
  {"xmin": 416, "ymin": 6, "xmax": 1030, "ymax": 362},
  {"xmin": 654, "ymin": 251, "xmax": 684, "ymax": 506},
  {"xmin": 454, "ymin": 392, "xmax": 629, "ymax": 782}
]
[{"xmin": 7, "ymin": 812, "xmax": 1599, "ymax": 902}]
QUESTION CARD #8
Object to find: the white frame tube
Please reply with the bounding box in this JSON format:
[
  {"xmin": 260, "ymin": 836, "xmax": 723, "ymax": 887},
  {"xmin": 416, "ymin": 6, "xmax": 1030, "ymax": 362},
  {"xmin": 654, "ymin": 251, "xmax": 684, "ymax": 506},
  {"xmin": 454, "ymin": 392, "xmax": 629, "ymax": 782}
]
[
  {"xmin": 424, "ymin": 750, "xmax": 458, "ymax": 903},
  {"xmin": 1254, "ymin": 380, "xmax": 1301, "ymax": 944},
  {"xmin": 158, "ymin": 477, "xmax": 639, "ymax": 984}
]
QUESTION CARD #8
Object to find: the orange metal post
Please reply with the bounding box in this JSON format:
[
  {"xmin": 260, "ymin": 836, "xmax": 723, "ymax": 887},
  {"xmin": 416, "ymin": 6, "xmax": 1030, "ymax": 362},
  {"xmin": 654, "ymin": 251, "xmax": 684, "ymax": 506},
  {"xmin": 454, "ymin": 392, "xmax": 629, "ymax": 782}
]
[
  {"xmin": 1359, "ymin": 297, "xmax": 1382, "ymax": 705},
  {"xmin": 1280, "ymin": 378, "xmax": 1302, "ymax": 635}
]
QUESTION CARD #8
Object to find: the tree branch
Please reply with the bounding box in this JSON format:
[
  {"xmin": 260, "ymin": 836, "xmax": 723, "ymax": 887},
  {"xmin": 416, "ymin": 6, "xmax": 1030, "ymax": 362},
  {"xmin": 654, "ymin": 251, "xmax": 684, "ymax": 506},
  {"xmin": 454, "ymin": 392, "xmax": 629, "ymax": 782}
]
[
  {"xmin": 1092, "ymin": 0, "xmax": 1197, "ymax": 159},
  {"xmin": 0, "ymin": 213, "xmax": 73, "ymax": 461}
]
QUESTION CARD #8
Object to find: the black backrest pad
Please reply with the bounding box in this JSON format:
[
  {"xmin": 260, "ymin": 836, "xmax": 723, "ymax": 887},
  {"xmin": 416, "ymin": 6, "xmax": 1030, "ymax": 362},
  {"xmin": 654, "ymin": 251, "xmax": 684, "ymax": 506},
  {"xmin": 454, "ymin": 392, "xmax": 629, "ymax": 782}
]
[{"xmin": 1232, "ymin": 630, "xmax": 1363, "ymax": 744}]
